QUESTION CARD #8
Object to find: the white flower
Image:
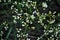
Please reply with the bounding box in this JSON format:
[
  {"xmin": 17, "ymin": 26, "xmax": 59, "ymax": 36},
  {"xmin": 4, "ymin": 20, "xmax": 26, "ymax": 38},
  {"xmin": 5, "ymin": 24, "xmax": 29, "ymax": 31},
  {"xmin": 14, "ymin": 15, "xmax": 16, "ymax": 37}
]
[
  {"xmin": 16, "ymin": 9, "xmax": 18, "ymax": 11},
  {"xmin": 16, "ymin": 16, "xmax": 19, "ymax": 19},
  {"xmin": 23, "ymin": 35, "xmax": 25, "ymax": 37},
  {"xmin": 14, "ymin": 1, "xmax": 17, "ymax": 5},
  {"xmin": 17, "ymin": 30, "xmax": 20, "ymax": 33},
  {"xmin": 11, "ymin": 5, "xmax": 14, "ymax": 9},
  {"xmin": 17, "ymin": 14, "xmax": 22, "ymax": 16},
  {"xmin": 49, "ymin": 30, "xmax": 53, "ymax": 33},
  {"xmin": 58, "ymin": 24, "xmax": 60, "ymax": 26},
  {"xmin": 22, "ymin": 1, "xmax": 25, "ymax": 3},
  {"xmin": 26, "ymin": 33, "xmax": 28, "ymax": 36},
  {"xmin": 3, "ymin": 22, "xmax": 6, "ymax": 25},
  {"xmin": 26, "ymin": 3, "xmax": 28, "ymax": 7},
  {"xmin": 58, "ymin": 13, "xmax": 60, "ymax": 16},
  {"xmin": 33, "ymin": 6, "xmax": 36, "ymax": 9},
  {"xmin": 33, "ymin": 2, "xmax": 36, "ymax": 6},
  {"xmin": 12, "ymin": 15, "xmax": 17, "ymax": 19},
  {"xmin": 33, "ymin": 10, "xmax": 37, "ymax": 14},
  {"xmin": 1, "ymin": 31, "xmax": 4, "ymax": 34},
  {"xmin": 0, "ymin": 0, "xmax": 1, "ymax": 2},
  {"xmin": 22, "ymin": 24, "xmax": 25, "ymax": 26},
  {"xmin": 39, "ymin": 19, "xmax": 42, "ymax": 23},
  {"xmin": 31, "ymin": 27, "xmax": 35, "ymax": 29},
  {"xmin": 30, "ymin": 21, "xmax": 33, "ymax": 24},
  {"xmin": 37, "ymin": 37, "xmax": 40, "ymax": 40},
  {"xmin": 21, "ymin": 10, "xmax": 23, "ymax": 12},
  {"xmin": 17, "ymin": 34, "xmax": 20, "ymax": 38},
  {"xmin": 24, "ymin": 13, "xmax": 28, "ymax": 16},
  {"xmin": 42, "ymin": 2, "xmax": 48, "ymax": 8},
  {"xmin": 27, "ymin": 0, "xmax": 32, "ymax": 2},
  {"xmin": 26, "ymin": 19, "xmax": 29, "ymax": 23},
  {"xmin": 19, "ymin": 2, "xmax": 20, "ymax": 4},
  {"xmin": 51, "ymin": 35, "xmax": 54, "ymax": 37},
  {"xmin": 22, "ymin": 21, "xmax": 25, "ymax": 24},
  {"xmin": 19, "ymin": 28, "xmax": 22, "ymax": 31},
  {"xmin": 13, "ymin": 20, "xmax": 17, "ymax": 23},
  {"xmin": 4, "ymin": 27, "xmax": 8, "ymax": 30},
  {"xmin": 49, "ymin": 20, "xmax": 55, "ymax": 24},
  {"xmin": 41, "ymin": 23, "xmax": 44, "ymax": 26},
  {"xmin": 38, "ymin": 21, "xmax": 40, "ymax": 23},
  {"xmin": 21, "ymin": 4, "xmax": 24, "ymax": 7},
  {"xmin": 45, "ymin": 32, "xmax": 49, "ymax": 35},
  {"xmin": 53, "ymin": 11, "xmax": 56, "ymax": 14},
  {"xmin": 12, "ymin": 15, "xmax": 16, "ymax": 17},
  {"xmin": 31, "ymin": 15, "xmax": 35, "ymax": 19}
]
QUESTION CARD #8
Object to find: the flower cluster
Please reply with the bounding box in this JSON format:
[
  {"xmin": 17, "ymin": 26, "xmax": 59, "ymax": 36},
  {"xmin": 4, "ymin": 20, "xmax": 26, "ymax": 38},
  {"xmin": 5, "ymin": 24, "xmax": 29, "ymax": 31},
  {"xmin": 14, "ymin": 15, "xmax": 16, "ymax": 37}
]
[{"xmin": 0, "ymin": 0, "xmax": 60, "ymax": 40}]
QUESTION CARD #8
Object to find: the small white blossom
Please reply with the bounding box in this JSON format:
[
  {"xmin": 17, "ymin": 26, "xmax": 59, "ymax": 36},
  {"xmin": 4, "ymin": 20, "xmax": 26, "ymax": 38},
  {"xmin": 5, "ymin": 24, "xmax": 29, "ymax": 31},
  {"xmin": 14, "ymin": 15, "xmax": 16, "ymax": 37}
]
[
  {"xmin": 53, "ymin": 11, "xmax": 56, "ymax": 14},
  {"xmin": 37, "ymin": 37, "xmax": 40, "ymax": 40},
  {"xmin": 31, "ymin": 27, "xmax": 35, "ymax": 29},
  {"xmin": 17, "ymin": 16, "xmax": 20, "ymax": 19},
  {"xmin": 22, "ymin": 1, "xmax": 25, "ymax": 3},
  {"xmin": 17, "ymin": 34, "xmax": 20, "ymax": 38},
  {"xmin": 49, "ymin": 30, "xmax": 53, "ymax": 33},
  {"xmin": 27, "ymin": 0, "xmax": 32, "ymax": 2},
  {"xmin": 27, "ymin": 38, "xmax": 30, "ymax": 40},
  {"xmin": 33, "ymin": 10, "xmax": 37, "ymax": 14},
  {"xmin": 26, "ymin": 3, "xmax": 28, "ymax": 7},
  {"xmin": 14, "ymin": 10, "xmax": 18, "ymax": 13},
  {"xmin": 24, "ymin": 13, "xmax": 28, "ymax": 16},
  {"xmin": 21, "ymin": 10, "xmax": 23, "ymax": 12},
  {"xmin": 58, "ymin": 24, "xmax": 60, "ymax": 26},
  {"xmin": 12, "ymin": 15, "xmax": 17, "ymax": 19},
  {"xmin": 30, "ymin": 21, "xmax": 33, "ymax": 24},
  {"xmin": 25, "ymin": 33, "xmax": 28, "ymax": 37},
  {"xmin": 21, "ymin": 4, "xmax": 24, "ymax": 7},
  {"xmin": 3, "ymin": 22, "xmax": 6, "ymax": 25},
  {"xmin": 19, "ymin": 2, "xmax": 20, "ymax": 4},
  {"xmin": 26, "ymin": 19, "xmax": 29, "ymax": 23},
  {"xmin": 13, "ymin": 20, "xmax": 17, "ymax": 23},
  {"xmin": 26, "ymin": 33, "xmax": 28, "ymax": 36},
  {"xmin": 22, "ymin": 21, "xmax": 24, "ymax": 23},
  {"xmin": 17, "ymin": 30, "xmax": 20, "ymax": 33},
  {"xmin": 49, "ymin": 20, "xmax": 55, "ymax": 24},
  {"xmin": 11, "ymin": 5, "xmax": 14, "ymax": 9},
  {"xmin": 19, "ymin": 28, "xmax": 22, "ymax": 31},
  {"xmin": 23, "ymin": 35, "xmax": 25, "ymax": 37},
  {"xmin": 45, "ymin": 32, "xmax": 48, "ymax": 35},
  {"xmin": 31, "ymin": 15, "xmax": 35, "ymax": 19},
  {"xmin": 58, "ymin": 13, "xmax": 60, "ymax": 16},
  {"xmin": 33, "ymin": 6, "xmax": 36, "ymax": 9},
  {"xmin": 51, "ymin": 35, "xmax": 54, "ymax": 37},
  {"xmin": 16, "ymin": 9, "xmax": 18, "ymax": 11},
  {"xmin": 4, "ymin": 27, "xmax": 8, "ymax": 30},
  {"xmin": 14, "ymin": 1, "xmax": 17, "ymax": 5},
  {"xmin": 0, "ymin": 0, "xmax": 1, "ymax": 2},
  {"xmin": 22, "ymin": 24, "xmax": 25, "ymax": 26},
  {"xmin": 33, "ymin": 2, "xmax": 36, "ymax": 6},
  {"xmin": 1, "ymin": 31, "xmax": 4, "ymax": 34},
  {"xmin": 42, "ymin": 2, "xmax": 48, "ymax": 8},
  {"xmin": 17, "ymin": 14, "xmax": 22, "ymax": 16}
]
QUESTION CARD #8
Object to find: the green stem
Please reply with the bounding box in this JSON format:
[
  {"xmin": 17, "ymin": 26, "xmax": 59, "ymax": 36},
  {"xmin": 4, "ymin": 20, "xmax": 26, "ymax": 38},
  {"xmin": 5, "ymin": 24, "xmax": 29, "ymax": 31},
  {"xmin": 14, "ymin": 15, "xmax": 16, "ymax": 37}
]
[{"xmin": 5, "ymin": 27, "xmax": 13, "ymax": 40}]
